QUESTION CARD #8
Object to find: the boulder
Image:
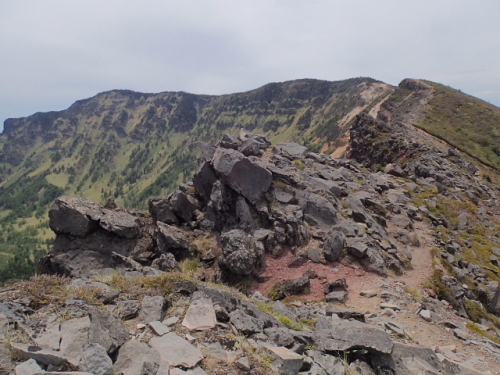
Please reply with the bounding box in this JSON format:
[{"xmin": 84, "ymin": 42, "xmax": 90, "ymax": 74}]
[
  {"xmin": 270, "ymin": 277, "xmax": 310, "ymax": 300},
  {"xmin": 307, "ymin": 350, "xmax": 345, "ymax": 375},
  {"xmin": 219, "ymin": 229, "xmax": 257, "ymax": 275},
  {"xmin": 182, "ymin": 297, "xmax": 216, "ymax": 331},
  {"xmin": 315, "ymin": 321, "xmax": 393, "ymax": 354},
  {"xmin": 371, "ymin": 342, "xmax": 443, "ymax": 375},
  {"xmin": 219, "ymin": 134, "xmax": 241, "ymax": 149},
  {"xmin": 149, "ymin": 333, "xmax": 204, "ymax": 369},
  {"xmin": 78, "ymin": 343, "xmax": 113, "ymax": 375},
  {"xmin": 49, "ymin": 196, "xmax": 101, "ymax": 237},
  {"xmin": 139, "ymin": 296, "xmax": 170, "ymax": 323},
  {"xmin": 211, "ymin": 148, "xmax": 272, "ymax": 203},
  {"xmin": 324, "ymin": 278, "xmax": 348, "ymax": 294},
  {"xmin": 151, "ymin": 253, "xmax": 180, "ymax": 272},
  {"xmin": 263, "ymin": 345, "xmax": 303, "ymax": 375},
  {"xmin": 302, "ymin": 193, "xmax": 337, "ymax": 229},
  {"xmin": 156, "ymin": 222, "xmax": 190, "ymax": 259},
  {"xmin": 323, "ymin": 230, "xmax": 344, "ymax": 262},
  {"xmin": 229, "ymin": 309, "xmax": 263, "ymax": 335},
  {"xmin": 148, "ymin": 197, "xmax": 178, "ymax": 225},
  {"xmin": 325, "ymin": 291, "xmax": 348, "ymax": 302},
  {"xmin": 113, "ymin": 340, "xmax": 163, "ymax": 375},
  {"xmin": 275, "ymin": 143, "xmax": 308, "ymax": 159},
  {"xmin": 192, "ymin": 162, "xmax": 217, "ymax": 203},
  {"xmin": 169, "ymin": 190, "xmax": 198, "ymax": 222},
  {"xmin": 99, "ymin": 210, "xmax": 140, "ymax": 239}
]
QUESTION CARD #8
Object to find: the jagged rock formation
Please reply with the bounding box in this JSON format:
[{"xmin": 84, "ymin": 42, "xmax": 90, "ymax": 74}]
[{"xmin": 14, "ymin": 129, "xmax": 496, "ymax": 373}]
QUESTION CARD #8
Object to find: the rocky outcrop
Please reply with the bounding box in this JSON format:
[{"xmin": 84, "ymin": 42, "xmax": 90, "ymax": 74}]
[{"xmin": 2, "ymin": 275, "xmax": 495, "ymax": 375}]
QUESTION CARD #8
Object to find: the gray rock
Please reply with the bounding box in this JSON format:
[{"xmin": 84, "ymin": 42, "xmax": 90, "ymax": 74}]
[
  {"xmin": 148, "ymin": 197, "xmax": 178, "ymax": 225},
  {"xmin": 0, "ymin": 340, "xmax": 13, "ymax": 374},
  {"xmin": 32, "ymin": 315, "xmax": 60, "ymax": 351},
  {"xmin": 151, "ymin": 253, "xmax": 180, "ymax": 272},
  {"xmin": 162, "ymin": 316, "xmax": 180, "ymax": 327},
  {"xmin": 238, "ymin": 136, "xmax": 267, "ymax": 156},
  {"xmin": 275, "ymin": 143, "xmax": 308, "ymax": 159},
  {"xmin": 315, "ymin": 321, "xmax": 393, "ymax": 354},
  {"xmin": 79, "ymin": 343, "xmax": 113, "ymax": 375},
  {"xmin": 49, "ymin": 196, "xmax": 101, "ymax": 237},
  {"xmin": 99, "ymin": 210, "xmax": 140, "ymax": 239},
  {"xmin": 14, "ymin": 358, "xmax": 43, "ymax": 375},
  {"xmin": 211, "ymin": 148, "xmax": 272, "ymax": 203},
  {"xmin": 323, "ymin": 230, "xmax": 344, "ymax": 262},
  {"xmin": 169, "ymin": 190, "xmax": 198, "ymax": 222},
  {"xmin": 453, "ymin": 328, "xmax": 470, "ymax": 340},
  {"xmin": 59, "ymin": 316, "xmax": 92, "ymax": 366},
  {"xmin": 113, "ymin": 340, "xmax": 163, "ymax": 375},
  {"xmin": 221, "ymin": 249, "xmax": 256, "ymax": 275},
  {"xmin": 149, "ymin": 321, "xmax": 170, "ymax": 336},
  {"xmin": 419, "ymin": 309, "xmax": 432, "ymax": 322},
  {"xmin": 347, "ymin": 360, "xmax": 376, "ymax": 375},
  {"xmin": 274, "ymin": 189, "xmax": 297, "ymax": 204},
  {"xmin": 182, "ymin": 297, "xmax": 216, "ymax": 331},
  {"xmin": 307, "ymin": 247, "xmax": 322, "ymax": 263},
  {"xmin": 264, "ymin": 345, "xmax": 303, "ymax": 375},
  {"xmin": 264, "ymin": 327, "xmax": 295, "ymax": 347},
  {"xmin": 192, "ymin": 161, "xmax": 217, "ymax": 203},
  {"xmin": 150, "ymin": 332, "xmax": 203, "ymax": 369},
  {"xmin": 306, "ymin": 350, "xmax": 345, "ymax": 375},
  {"xmin": 115, "ymin": 300, "xmax": 140, "ymax": 320},
  {"xmin": 371, "ymin": 342, "xmax": 443, "ymax": 375},
  {"xmin": 271, "ymin": 277, "xmax": 310, "ymax": 300},
  {"xmin": 235, "ymin": 356, "xmax": 251, "ymax": 371},
  {"xmin": 324, "ymin": 278, "xmax": 348, "ymax": 294},
  {"xmin": 229, "ymin": 309, "xmax": 263, "ymax": 335},
  {"xmin": 325, "ymin": 291, "xmax": 348, "ymax": 302},
  {"xmin": 88, "ymin": 307, "xmax": 129, "ymax": 354},
  {"xmin": 219, "ymin": 134, "xmax": 241, "ymax": 149},
  {"xmin": 302, "ymin": 193, "xmax": 337, "ymax": 229},
  {"xmin": 139, "ymin": 296, "xmax": 169, "ymax": 323},
  {"xmin": 11, "ymin": 342, "xmax": 72, "ymax": 368},
  {"xmin": 346, "ymin": 239, "xmax": 369, "ymax": 258},
  {"xmin": 385, "ymin": 163, "xmax": 406, "ymax": 178},
  {"xmin": 156, "ymin": 222, "xmax": 190, "ymax": 258}
]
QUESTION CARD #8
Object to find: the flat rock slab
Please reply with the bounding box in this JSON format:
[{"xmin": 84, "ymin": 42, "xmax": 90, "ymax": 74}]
[
  {"xmin": 264, "ymin": 345, "xmax": 303, "ymax": 375},
  {"xmin": 182, "ymin": 297, "xmax": 216, "ymax": 331},
  {"xmin": 113, "ymin": 339, "xmax": 167, "ymax": 375},
  {"xmin": 316, "ymin": 321, "xmax": 393, "ymax": 354},
  {"xmin": 11, "ymin": 342, "xmax": 72, "ymax": 368},
  {"xmin": 139, "ymin": 296, "xmax": 169, "ymax": 323},
  {"xmin": 150, "ymin": 332, "xmax": 203, "ymax": 369},
  {"xmin": 380, "ymin": 303, "xmax": 401, "ymax": 310},
  {"xmin": 149, "ymin": 321, "xmax": 170, "ymax": 336}
]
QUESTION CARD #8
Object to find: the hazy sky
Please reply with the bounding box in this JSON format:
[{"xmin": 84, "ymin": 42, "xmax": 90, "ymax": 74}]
[{"xmin": 1, "ymin": 0, "xmax": 499, "ymax": 128}]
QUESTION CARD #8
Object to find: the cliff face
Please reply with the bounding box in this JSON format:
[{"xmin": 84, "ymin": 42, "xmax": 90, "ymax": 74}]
[{"xmin": 0, "ymin": 78, "xmax": 390, "ymax": 209}]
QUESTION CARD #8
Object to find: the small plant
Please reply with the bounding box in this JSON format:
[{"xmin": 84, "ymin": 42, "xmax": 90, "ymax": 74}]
[
  {"xmin": 404, "ymin": 285, "xmax": 423, "ymax": 302},
  {"xmin": 293, "ymin": 159, "xmax": 305, "ymax": 171},
  {"xmin": 482, "ymin": 174, "xmax": 492, "ymax": 183}
]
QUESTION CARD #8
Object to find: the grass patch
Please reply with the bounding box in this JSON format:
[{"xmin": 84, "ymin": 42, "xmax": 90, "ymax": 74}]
[
  {"xmin": 293, "ymin": 159, "xmax": 305, "ymax": 171},
  {"xmin": 466, "ymin": 322, "xmax": 500, "ymax": 345}
]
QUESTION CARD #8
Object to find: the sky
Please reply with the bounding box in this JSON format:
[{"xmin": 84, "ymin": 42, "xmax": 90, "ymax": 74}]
[{"xmin": 1, "ymin": 0, "xmax": 500, "ymax": 129}]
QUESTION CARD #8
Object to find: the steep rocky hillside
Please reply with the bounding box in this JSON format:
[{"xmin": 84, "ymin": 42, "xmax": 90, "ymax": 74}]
[
  {"xmin": 1, "ymin": 129, "xmax": 500, "ymax": 374},
  {"xmin": 0, "ymin": 78, "xmax": 394, "ymax": 284}
]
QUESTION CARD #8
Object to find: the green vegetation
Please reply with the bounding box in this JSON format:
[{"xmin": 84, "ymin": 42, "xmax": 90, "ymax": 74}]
[
  {"xmin": 257, "ymin": 302, "xmax": 316, "ymax": 330},
  {"xmin": 466, "ymin": 322, "xmax": 500, "ymax": 345},
  {"xmin": 416, "ymin": 81, "xmax": 500, "ymax": 170}
]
